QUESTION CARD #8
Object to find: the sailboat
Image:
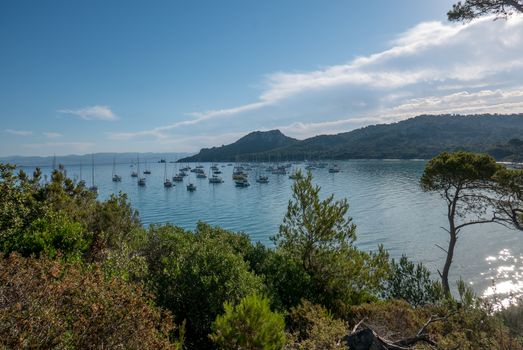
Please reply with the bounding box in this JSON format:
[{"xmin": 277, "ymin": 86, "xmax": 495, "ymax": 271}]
[
  {"xmin": 186, "ymin": 172, "xmax": 196, "ymax": 191},
  {"xmin": 196, "ymin": 169, "xmax": 207, "ymax": 179},
  {"xmin": 254, "ymin": 161, "xmax": 269, "ymax": 183},
  {"xmin": 137, "ymin": 155, "xmax": 146, "ymax": 186},
  {"xmin": 89, "ymin": 154, "xmax": 98, "ymax": 192},
  {"xmin": 173, "ymin": 173, "xmax": 184, "ymax": 182},
  {"xmin": 172, "ymin": 164, "xmax": 183, "ymax": 182},
  {"xmin": 328, "ymin": 164, "xmax": 340, "ymax": 173},
  {"xmin": 235, "ymin": 177, "xmax": 250, "ymax": 187},
  {"xmin": 256, "ymin": 175, "xmax": 269, "ymax": 183},
  {"xmin": 163, "ymin": 163, "xmax": 173, "ymax": 188},
  {"xmin": 143, "ymin": 160, "xmax": 151, "ymax": 174},
  {"xmin": 112, "ymin": 157, "xmax": 122, "ymax": 182},
  {"xmin": 209, "ymin": 166, "xmax": 224, "ymax": 184},
  {"xmin": 130, "ymin": 157, "xmax": 138, "ymax": 177},
  {"xmin": 78, "ymin": 161, "xmax": 86, "ymax": 186}
]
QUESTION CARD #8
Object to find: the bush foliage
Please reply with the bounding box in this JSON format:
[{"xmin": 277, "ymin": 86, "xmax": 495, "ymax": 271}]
[
  {"xmin": 0, "ymin": 253, "xmax": 178, "ymax": 349},
  {"xmin": 143, "ymin": 223, "xmax": 264, "ymax": 349},
  {"xmin": 384, "ymin": 255, "xmax": 444, "ymax": 307},
  {"xmin": 286, "ymin": 300, "xmax": 347, "ymax": 350},
  {"xmin": 210, "ymin": 294, "xmax": 286, "ymax": 349}
]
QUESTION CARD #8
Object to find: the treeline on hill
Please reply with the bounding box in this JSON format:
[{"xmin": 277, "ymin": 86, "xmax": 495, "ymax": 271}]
[
  {"xmin": 179, "ymin": 114, "xmax": 523, "ymax": 162},
  {"xmin": 1, "ymin": 162, "xmax": 523, "ymax": 349}
]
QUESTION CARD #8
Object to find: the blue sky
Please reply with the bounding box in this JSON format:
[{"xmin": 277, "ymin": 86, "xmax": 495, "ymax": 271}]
[{"xmin": 2, "ymin": 0, "xmax": 523, "ymax": 156}]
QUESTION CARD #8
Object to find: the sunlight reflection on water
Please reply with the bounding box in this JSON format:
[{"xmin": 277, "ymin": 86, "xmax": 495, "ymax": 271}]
[{"xmin": 482, "ymin": 249, "xmax": 523, "ymax": 308}]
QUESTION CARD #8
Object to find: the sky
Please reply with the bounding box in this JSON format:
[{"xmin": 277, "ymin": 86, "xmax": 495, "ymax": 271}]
[{"xmin": 2, "ymin": 0, "xmax": 523, "ymax": 156}]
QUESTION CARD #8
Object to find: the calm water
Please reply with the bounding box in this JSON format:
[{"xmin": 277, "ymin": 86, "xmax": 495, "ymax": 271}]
[{"xmin": 23, "ymin": 160, "xmax": 523, "ymax": 304}]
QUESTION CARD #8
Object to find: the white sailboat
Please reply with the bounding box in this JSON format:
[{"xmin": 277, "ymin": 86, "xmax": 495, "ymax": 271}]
[
  {"xmin": 209, "ymin": 167, "xmax": 224, "ymax": 184},
  {"xmin": 78, "ymin": 161, "xmax": 85, "ymax": 186},
  {"xmin": 163, "ymin": 163, "xmax": 173, "ymax": 188},
  {"xmin": 112, "ymin": 157, "xmax": 122, "ymax": 182},
  {"xmin": 172, "ymin": 164, "xmax": 184, "ymax": 182},
  {"xmin": 186, "ymin": 172, "xmax": 196, "ymax": 191},
  {"xmin": 137, "ymin": 155, "xmax": 146, "ymax": 186},
  {"xmin": 89, "ymin": 154, "xmax": 98, "ymax": 192},
  {"xmin": 143, "ymin": 160, "xmax": 151, "ymax": 174}
]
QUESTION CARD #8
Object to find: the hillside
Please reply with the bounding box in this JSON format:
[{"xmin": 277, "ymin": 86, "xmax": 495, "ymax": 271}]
[
  {"xmin": 181, "ymin": 114, "xmax": 523, "ymax": 161},
  {"xmin": 178, "ymin": 129, "xmax": 297, "ymax": 162}
]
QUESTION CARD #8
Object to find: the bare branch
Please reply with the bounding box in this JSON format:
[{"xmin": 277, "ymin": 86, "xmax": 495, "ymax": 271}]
[
  {"xmin": 351, "ymin": 318, "xmax": 365, "ymax": 334},
  {"xmin": 435, "ymin": 244, "xmax": 448, "ymax": 254},
  {"xmin": 455, "ymin": 217, "xmax": 497, "ymax": 230}
]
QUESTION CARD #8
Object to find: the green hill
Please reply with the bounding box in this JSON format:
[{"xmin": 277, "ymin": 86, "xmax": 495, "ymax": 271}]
[
  {"xmin": 178, "ymin": 129, "xmax": 297, "ymax": 162},
  {"xmin": 180, "ymin": 114, "xmax": 523, "ymax": 162}
]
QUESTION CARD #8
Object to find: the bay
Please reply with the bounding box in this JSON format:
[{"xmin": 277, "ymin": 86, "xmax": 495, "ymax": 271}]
[{"xmin": 21, "ymin": 159, "xmax": 523, "ymax": 304}]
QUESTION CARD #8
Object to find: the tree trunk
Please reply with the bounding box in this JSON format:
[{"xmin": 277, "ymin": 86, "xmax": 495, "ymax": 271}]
[
  {"xmin": 441, "ymin": 228, "xmax": 457, "ymax": 295},
  {"xmin": 442, "ymin": 190, "xmax": 459, "ymax": 295}
]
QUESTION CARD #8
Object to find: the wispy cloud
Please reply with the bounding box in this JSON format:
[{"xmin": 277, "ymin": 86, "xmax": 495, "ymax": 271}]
[
  {"xmin": 5, "ymin": 129, "xmax": 33, "ymax": 136},
  {"xmin": 107, "ymin": 15, "xmax": 523, "ymax": 147},
  {"xmin": 58, "ymin": 105, "xmax": 118, "ymax": 121},
  {"xmin": 106, "ymin": 101, "xmax": 268, "ymax": 140},
  {"xmin": 42, "ymin": 132, "xmax": 62, "ymax": 139}
]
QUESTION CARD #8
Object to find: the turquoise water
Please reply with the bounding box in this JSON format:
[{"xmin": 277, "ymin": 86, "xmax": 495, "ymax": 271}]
[{"xmin": 22, "ymin": 160, "xmax": 523, "ymax": 304}]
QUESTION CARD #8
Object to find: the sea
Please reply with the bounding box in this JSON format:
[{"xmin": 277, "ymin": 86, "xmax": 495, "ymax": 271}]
[{"xmin": 17, "ymin": 159, "xmax": 523, "ymax": 306}]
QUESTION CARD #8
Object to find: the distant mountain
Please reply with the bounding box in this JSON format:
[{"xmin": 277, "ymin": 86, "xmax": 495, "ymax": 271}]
[
  {"xmin": 178, "ymin": 130, "xmax": 297, "ymax": 162},
  {"xmin": 0, "ymin": 152, "xmax": 191, "ymax": 167},
  {"xmin": 180, "ymin": 114, "xmax": 523, "ymax": 162}
]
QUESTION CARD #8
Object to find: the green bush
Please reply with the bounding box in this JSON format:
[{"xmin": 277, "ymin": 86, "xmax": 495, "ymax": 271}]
[
  {"xmin": 143, "ymin": 224, "xmax": 264, "ymax": 349},
  {"xmin": 9, "ymin": 211, "xmax": 90, "ymax": 261},
  {"xmin": 210, "ymin": 294, "xmax": 285, "ymax": 350},
  {"xmin": 253, "ymin": 248, "xmax": 313, "ymax": 311},
  {"xmin": 0, "ymin": 164, "xmax": 143, "ymax": 274},
  {"xmin": 286, "ymin": 300, "xmax": 346, "ymax": 350},
  {"xmin": 384, "ymin": 255, "xmax": 444, "ymax": 307}
]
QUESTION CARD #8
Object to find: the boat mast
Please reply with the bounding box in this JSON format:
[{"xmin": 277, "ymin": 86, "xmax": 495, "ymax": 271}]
[{"xmin": 91, "ymin": 154, "xmax": 95, "ymax": 188}]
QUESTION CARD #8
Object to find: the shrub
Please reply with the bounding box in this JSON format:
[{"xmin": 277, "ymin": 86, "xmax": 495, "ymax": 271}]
[
  {"xmin": 286, "ymin": 300, "xmax": 347, "ymax": 350},
  {"xmin": 254, "ymin": 249, "xmax": 313, "ymax": 311},
  {"xmin": 2, "ymin": 211, "xmax": 90, "ymax": 261},
  {"xmin": 384, "ymin": 255, "xmax": 444, "ymax": 307},
  {"xmin": 143, "ymin": 224, "xmax": 264, "ymax": 349},
  {"xmin": 0, "ymin": 253, "xmax": 178, "ymax": 349},
  {"xmin": 0, "ymin": 163, "xmax": 143, "ymax": 277},
  {"xmin": 498, "ymin": 302, "xmax": 523, "ymax": 340},
  {"xmin": 210, "ymin": 294, "xmax": 285, "ymax": 350},
  {"xmin": 345, "ymin": 299, "xmax": 523, "ymax": 350}
]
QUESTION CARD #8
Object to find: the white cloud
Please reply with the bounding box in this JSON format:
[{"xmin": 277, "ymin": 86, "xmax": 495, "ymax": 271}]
[
  {"xmin": 5, "ymin": 129, "xmax": 33, "ymax": 136},
  {"xmin": 106, "ymin": 101, "xmax": 269, "ymax": 140},
  {"xmin": 59, "ymin": 105, "xmax": 118, "ymax": 121},
  {"xmin": 108, "ymin": 15, "xmax": 523, "ymax": 148},
  {"xmin": 43, "ymin": 132, "xmax": 62, "ymax": 139}
]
